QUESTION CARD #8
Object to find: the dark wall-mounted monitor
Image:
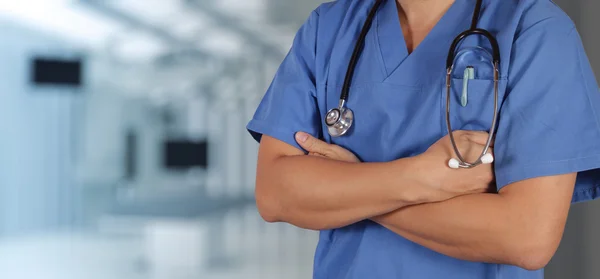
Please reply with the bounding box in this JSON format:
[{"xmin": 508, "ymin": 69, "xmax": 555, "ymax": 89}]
[
  {"xmin": 163, "ymin": 140, "xmax": 208, "ymax": 169},
  {"xmin": 31, "ymin": 57, "xmax": 83, "ymax": 87},
  {"xmin": 124, "ymin": 130, "xmax": 138, "ymax": 180}
]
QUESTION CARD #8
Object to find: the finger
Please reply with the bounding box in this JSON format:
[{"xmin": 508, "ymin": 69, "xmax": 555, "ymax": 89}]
[
  {"xmin": 309, "ymin": 152, "xmax": 327, "ymax": 158},
  {"xmin": 295, "ymin": 132, "xmax": 330, "ymax": 154},
  {"xmin": 462, "ymin": 130, "xmax": 495, "ymax": 147}
]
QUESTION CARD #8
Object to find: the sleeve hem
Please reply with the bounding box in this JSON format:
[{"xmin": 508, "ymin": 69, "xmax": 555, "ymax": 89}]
[
  {"xmin": 496, "ymin": 154, "xmax": 600, "ymax": 203},
  {"xmin": 246, "ymin": 118, "xmax": 306, "ymax": 152}
]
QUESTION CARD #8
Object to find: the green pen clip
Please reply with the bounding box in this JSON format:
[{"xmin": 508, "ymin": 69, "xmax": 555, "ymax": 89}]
[{"xmin": 461, "ymin": 66, "xmax": 475, "ymax": 107}]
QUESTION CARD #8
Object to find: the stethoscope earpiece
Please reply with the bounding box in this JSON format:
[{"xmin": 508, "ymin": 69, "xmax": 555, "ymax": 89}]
[
  {"xmin": 481, "ymin": 153, "xmax": 494, "ymax": 164},
  {"xmin": 325, "ymin": 0, "xmax": 498, "ymax": 170},
  {"xmin": 448, "ymin": 153, "xmax": 494, "ymax": 169},
  {"xmin": 448, "ymin": 158, "xmax": 461, "ymax": 169}
]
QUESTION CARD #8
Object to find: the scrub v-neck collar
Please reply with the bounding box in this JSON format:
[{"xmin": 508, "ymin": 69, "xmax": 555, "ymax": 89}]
[{"xmin": 375, "ymin": 0, "xmax": 473, "ymax": 84}]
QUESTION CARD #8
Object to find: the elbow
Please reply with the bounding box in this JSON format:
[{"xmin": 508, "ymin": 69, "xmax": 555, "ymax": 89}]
[
  {"xmin": 510, "ymin": 235, "xmax": 560, "ymax": 271},
  {"xmin": 256, "ymin": 201, "xmax": 280, "ymax": 223},
  {"xmin": 255, "ymin": 181, "xmax": 283, "ymax": 223},
  {"xmin": 514, "ymin": 250, "xmax": 553, "ymax": 271},
  {"xmin": 255, "ymin": 180, "xmax": 325, "ymax": 230}
]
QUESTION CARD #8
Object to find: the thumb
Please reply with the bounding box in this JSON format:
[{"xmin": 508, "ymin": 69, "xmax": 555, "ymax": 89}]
[{"xmin": 295, "ymin": 132, "xmax": 328, "ymax": 153}]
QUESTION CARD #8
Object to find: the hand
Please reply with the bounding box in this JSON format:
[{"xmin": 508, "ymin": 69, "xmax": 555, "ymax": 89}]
[
  {"xmin": 295, "ymin": 132, "xmax": 360, "ymax": 163},
  {"xmin": 417, "ymin": 130, "xmax": 496, "ymax": 202},
  {"xmin": 294, "ymin": 130, "xmax": 495, "ymax": 203}
]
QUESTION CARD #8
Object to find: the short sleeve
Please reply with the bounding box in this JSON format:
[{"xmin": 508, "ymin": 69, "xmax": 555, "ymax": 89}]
[
  {"xmin": 495, "ymin": 20, "xmax": 600, "ymax": 203},
  {"xmin": 246, "ymin": 9, "xmax": 322, "ymax": 151}
]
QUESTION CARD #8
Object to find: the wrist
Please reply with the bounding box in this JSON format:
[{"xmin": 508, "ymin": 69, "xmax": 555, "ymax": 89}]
[{"xmin": 389, "ymin": 155, "xmax": 434, "ymax": 205}]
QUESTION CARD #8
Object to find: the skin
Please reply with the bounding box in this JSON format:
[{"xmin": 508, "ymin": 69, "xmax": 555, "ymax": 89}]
[
  {"xmin": 294, "ymin": 132, "xmax": 574, "ymax": 271},
  {"xmin": 254, "ymin": 0, "xmax": 575, "ymax": 272},
  {"xmin": 396, "ymin": 0, "xmax": 456, "ymax": 53},
  {"xmin": 256, "ymin": 131, "xmax": 492, "ymax": 230}
]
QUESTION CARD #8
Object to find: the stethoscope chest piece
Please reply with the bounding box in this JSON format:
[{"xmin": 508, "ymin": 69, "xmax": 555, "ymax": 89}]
[
  {"xmin": 326, "ymin": 105, "xmax": 354, "ymax": 137},
  {"xmin": 323, "ymin": 0, "xmax": 498, "ymax": 169}
]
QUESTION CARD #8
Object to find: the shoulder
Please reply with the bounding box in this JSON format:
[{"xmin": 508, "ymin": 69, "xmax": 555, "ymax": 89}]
[
  {"xmin": 490, "ymin": 0, "xmax": 575, "ymax": 37},
  {"xmin": 299, "ymin": 0, "xmax": 378, "ymax": 56},
  {"xmin": 315, "ymin": 0, "xmax": 374, "ymax": 16},
  {"xmin": 297, "ymin": 0, "xmax": 367, "ymax": 34},
  {"xmin": 310, "ymin": 0, "xmax": 379, "ymax": 28}
]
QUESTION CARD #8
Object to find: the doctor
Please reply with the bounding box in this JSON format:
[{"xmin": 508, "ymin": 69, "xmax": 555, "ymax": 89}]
[{"xmin": 247, "ymin": 0, "xmax": 600, "ymax": 278}]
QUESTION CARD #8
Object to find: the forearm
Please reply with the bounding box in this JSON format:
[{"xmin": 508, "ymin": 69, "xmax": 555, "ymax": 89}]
[
  {"xmin": 372, "ymin": 194, "xmax": 537, "ymax": 268},
  {"xmin": 257, "ymin": 155, "xmax": 427, "ymax": 230}
]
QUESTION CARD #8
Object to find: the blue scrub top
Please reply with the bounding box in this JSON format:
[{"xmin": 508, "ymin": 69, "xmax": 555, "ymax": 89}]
[{"xmin": 247, "ymin": 0, "xmax": 600, "ymax": 278}]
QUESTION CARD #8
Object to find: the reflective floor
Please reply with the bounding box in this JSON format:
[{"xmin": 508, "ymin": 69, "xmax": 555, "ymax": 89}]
[{"xmin": 0, "ymin": 206, "xmax": 318, "ymax": 279}]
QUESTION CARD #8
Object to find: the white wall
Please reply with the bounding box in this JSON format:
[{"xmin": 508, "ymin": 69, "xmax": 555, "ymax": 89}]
[{"xmin": 0, "ymin": 19, "xmax": 82, "ymax": 234}]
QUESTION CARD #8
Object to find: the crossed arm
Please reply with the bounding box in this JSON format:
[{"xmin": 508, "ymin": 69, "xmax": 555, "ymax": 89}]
[
  {"xmin": 372, "ymin": 174, "xmax": 575, "ymax": 270},
  {"xmin": 255, "ymin": 133, "xmax": 575, "ymax": 270}
]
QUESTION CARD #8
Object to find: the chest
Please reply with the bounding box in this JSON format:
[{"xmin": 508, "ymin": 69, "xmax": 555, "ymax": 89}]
[
  {"xmin": 314, "ymin": 37, "xmax": 507, "ymax": 163},
  {"xmin": 311, "ymin": 0, "xmax": 516, "ymax": 162}
]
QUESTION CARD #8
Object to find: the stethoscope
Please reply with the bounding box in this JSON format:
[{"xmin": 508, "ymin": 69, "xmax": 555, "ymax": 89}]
[{"xmin": 325, "ymin": 0, "xmax": 500, "ymax": 169}]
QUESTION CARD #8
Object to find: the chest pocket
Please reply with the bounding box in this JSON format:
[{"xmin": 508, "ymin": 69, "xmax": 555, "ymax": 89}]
[{"xmin": 443, "ymin": 78, "xmax": 508, "ymax": 132}]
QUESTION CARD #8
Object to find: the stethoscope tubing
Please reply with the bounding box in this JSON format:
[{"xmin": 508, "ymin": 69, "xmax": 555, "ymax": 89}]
[
  {"xmin": 325, "ymin": 0, "xmax": 500, "ymax": 169},
  {"xmin": 445, "ymin": 62, "xmax": 500, "ymax": 168}
]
